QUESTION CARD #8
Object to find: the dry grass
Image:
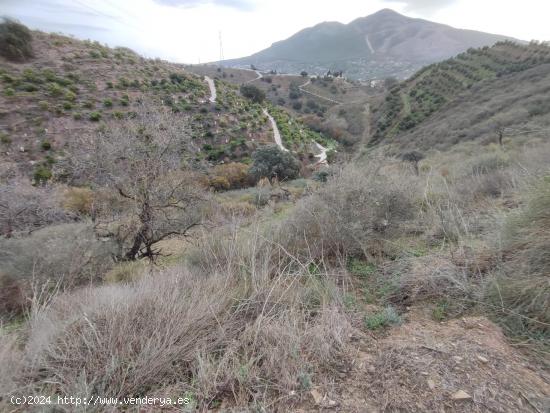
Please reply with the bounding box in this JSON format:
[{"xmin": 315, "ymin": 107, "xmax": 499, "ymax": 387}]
[
  {"xmin": 1, "ymin": 225, "xmax": 353, "ymax": 411},
  {"xmin": 279, "ymin": 164, "xmax": 420, "ymax": 262}
]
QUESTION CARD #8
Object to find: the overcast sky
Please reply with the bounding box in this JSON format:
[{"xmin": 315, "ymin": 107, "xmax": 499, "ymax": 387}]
[{"xmin": 3, "ymin": 0, "xmax": 549, "ymax": 63}]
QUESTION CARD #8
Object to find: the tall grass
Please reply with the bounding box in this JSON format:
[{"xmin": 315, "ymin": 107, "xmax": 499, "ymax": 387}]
[{"xmin": 1, "ymin": 225, "xmax": 352, "ymax": 410}]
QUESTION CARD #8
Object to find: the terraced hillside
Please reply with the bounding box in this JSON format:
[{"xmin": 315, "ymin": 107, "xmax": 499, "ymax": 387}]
[
  {"xmin": 372, "ymin": 41, "xmax": 550, "ymax": 146},
  {"xmin": 0, "ymin": 31, "xmax": 332, "ymax": 183},
  {"xmin": 188, "ymin": 65, "xmax": 379, "ymax": 148}
]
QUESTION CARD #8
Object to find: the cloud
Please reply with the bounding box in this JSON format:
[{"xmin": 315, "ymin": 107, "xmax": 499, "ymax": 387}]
[
  {"xmin": 153, "ymin": 0, "xmax": 253, "ymax": 10},
  {"xmin": 382, "ymin": 0, "xmax": 456, "ymax": 14}
]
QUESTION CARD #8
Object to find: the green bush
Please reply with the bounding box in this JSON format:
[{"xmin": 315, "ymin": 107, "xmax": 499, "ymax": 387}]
[
  {"xmin": 364, "ymin": 306, "xmax": 401, "ymax": 330},
  {"xmin": 0, "ymin": 132, "xmax": 11, "ymax": 144},
  {"xmin": 89, "ymin": 111, "xmax": 101, "ymax": 121},
  {"xmin": 240, "ymin": 84, "xmax": 265, "ymax": 103},
  {"xmin": 103, "ymin": 98, "xmax": 113, "ymax": 107},
  {"xmin": 47, "ymin": 82, "xmax": 63, "ymax": 97},
  {"xmin": 41, "ymin": 140, "xmax": 51, "ymax": 151},
  {"xmin": 4, "ymin": 87, "xmax": 14, "ymax": 96},
  {"xmin": 0, "ymin": 18, "xmax": 33, "ymax": 61},
  {"xmin": 33, "ymin": 165, "xmax": 52, "ymax": 184},
  {"xmin": 65, "ymin": 90, "xmax": 77, "ymax": 101},
  {"xmin": 249, "ymin": 145, "xmax": 300, "ymax": 182}
]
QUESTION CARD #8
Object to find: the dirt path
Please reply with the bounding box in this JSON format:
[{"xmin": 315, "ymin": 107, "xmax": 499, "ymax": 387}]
[
  {"xmin": 365, "ymin": 35, "xmax": 375, "ymax": 54},
  {"xmin": 298, "ymin": 78, "xmax": 342, "ymax": 104},
  {"xmin": 204, "ymin": 76, "xmax": 216, "ymax": 103},
  {"xmin": 244, "ymin": 70, "xmax": 263, "ymax": 84},
  {"xmin": 314, "ymin": 141, "xmax": 328, "ymax": 164},
  {"xmin": 262, "ymin": 108, "xmax": 288, "ymax": 151}
]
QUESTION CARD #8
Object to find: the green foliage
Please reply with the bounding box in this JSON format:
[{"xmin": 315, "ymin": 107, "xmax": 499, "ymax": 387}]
[
  {"xmin": 88, "ymin": 111, "xmax": 101, "ymax": 122},
  {"xmin": 432, "ymin": 300, "xmax": 450, "ymax": 321},
  {"xmin": 347, "ymin": 258, "xmax": 376, "ymax": 279},
  {"xmin": 65, "ymin": 90, "xmax": 77, "ymax": 101},
  {"xmin": 240, "ymin": 84, "xmax": 265, "ymax": 103},
  {"xmin": 119, "ymin": 94, "xmax": 130, "ymax": 106},
  {"xmin": 249, "ymin": 145, "xmax": 300, "ymax": 182},
  {"xmin": 33, "ymin": 165, "xmax": 52, "ymax": 184},
  {"xmin": 4, "ymin": 87, "xmax": 15, "ymax": 96},
  {"xmin": 0, "ymin": 18, "xmax": 33, "ymax": 61},
  {"xmin": 41, "ymin": 140, "xmax": 51, "ymax": 151},
  {"xmin": 103, "ymin": 98, "xmax": 113, "ymax": 107},
  {"xmin": 374, "ymin": 42, "xmax": 550, "ymax": 142},
  {"xmin": 47, "ymin": 82, "xmax": 63, "ymax": 97},
  {"xmin": 364, "ymin": 306, "xmax": 401, "ymax": 330},
  {"xmin": 0, "ymin": 132, "xmax": 11, "ymax": 144}
]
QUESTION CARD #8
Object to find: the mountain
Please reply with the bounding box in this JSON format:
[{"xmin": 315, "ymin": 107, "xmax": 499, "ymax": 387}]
[
  {"xmin": 370, "ymin": 40, "xmax": 550, "ymax": 150},
  {"xmin": 221, "ymin": 9, "xmax": 519, "ymax": 80}
]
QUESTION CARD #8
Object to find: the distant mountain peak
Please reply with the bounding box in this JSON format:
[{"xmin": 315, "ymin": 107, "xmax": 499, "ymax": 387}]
[
  {"xmin": 220, "ymin": 10, "xmax": 519, "ymax": 80},
  {"xmin": 370, "ymin": 8, "xmax": 403, "ymax": 16}
]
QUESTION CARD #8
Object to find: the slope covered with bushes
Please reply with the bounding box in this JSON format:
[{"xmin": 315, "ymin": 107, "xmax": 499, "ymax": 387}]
[{"xmin": 372, "ymin": 41, "xmax": 550, "ymax": 145}]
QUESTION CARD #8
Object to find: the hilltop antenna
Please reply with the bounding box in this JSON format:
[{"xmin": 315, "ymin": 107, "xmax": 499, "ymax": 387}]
[{"xmin": 219, "ymin": 31, "xmax": 224, "ymax": 66}]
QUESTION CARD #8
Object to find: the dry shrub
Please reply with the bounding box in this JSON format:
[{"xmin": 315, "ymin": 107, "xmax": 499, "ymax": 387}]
[
  {"xmin": 483, "ymin": 275, "xmax": 549, "ymax": 339},
  {"xmin": 280, "ymin": 164, "xmax": 419, "ymax": 261},
  {"xmin": 0, "ymin": 223, "xmax": 115, "ymax": 290},
  {"xmin": 502, "ymin": 178, "xmax": 550, "ymax": 275},
  {"xmin": 483, "ymin": 179, "xmax": 550, "ymax": 338},
  {"xmin": 219, "ymin": 200, "xmax": 257, "ymax": 218},
  {"xmin": 381, "ymin": 253, "xmax": 473, "ymax": 308},
  {"xmin": 0, "ymin": 334, "xmax": 21, "ymax": 398},
  {"xmin": 209, "ymin": 162, "xmax": 251, "ymax": 190},
  {"xmin": 103, "ymin": 260, "xmax": 148, "ymax": 283},
  {"xmin": 0, "ymin": 179, "xmax": 69, "ymax": 237},
  {"xmin": 4, "ymin": 229, "xmax": 352, "ymax": 410},
  {"xmin": 62, "ymin": 187, "xmax": 93, "ymax": 215},
  {"xmin": 0, "ymin": 272, "xmax": 25, "ymax": 317},
  {"xmin": 209, "ymin": 175, "xmax": 230, "ymax": 191}
]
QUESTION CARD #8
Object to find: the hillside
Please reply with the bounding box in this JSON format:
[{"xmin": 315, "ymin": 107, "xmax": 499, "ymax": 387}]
[
  {"xmin": 221, "ymin": 9, "xmax": 517, "ymax": 80},
  {"xmin": 370, "ymin": 41, "xmax": 550, "ymax": 149},
  {"xmin": 1, "ymin": 18, "xmax": 550, "ymax": 413},
  {"xmin": 0, "ymin": 30, "xmax": 331, "ymax": 183},
  {"xmin": 187, "ymin": 64, "xmax": 377, "ymax": 147}
]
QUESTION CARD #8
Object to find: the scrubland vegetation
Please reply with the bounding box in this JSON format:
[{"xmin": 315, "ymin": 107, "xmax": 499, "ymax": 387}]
[{"xmin": 0, "ymin": 20, "xmax": 549, "ymax": 413}]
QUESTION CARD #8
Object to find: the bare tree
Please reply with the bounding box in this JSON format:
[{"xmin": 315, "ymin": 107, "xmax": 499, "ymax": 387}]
[{"xmin": 71, "ymin": 106, "xmax": 207, "ymax": 261}]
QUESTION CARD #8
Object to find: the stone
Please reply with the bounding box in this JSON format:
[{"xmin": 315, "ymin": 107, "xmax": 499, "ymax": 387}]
[{"xmin": 451, "ymin": 390, "xmax": 472, "ymax": 400}]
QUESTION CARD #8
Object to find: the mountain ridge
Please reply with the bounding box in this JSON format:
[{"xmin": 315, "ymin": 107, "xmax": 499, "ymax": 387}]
[{"xmin": 221, "ymin": 9, "xmax": 521, "ymax": 80}]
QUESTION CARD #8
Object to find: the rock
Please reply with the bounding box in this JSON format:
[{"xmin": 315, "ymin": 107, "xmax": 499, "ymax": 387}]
[
  {"xmin": 477, "ymin": 355, "xmax": 489, "ymax": 363},
  {"xmin": 326, "ymin": 399, "xmax": 338, "ymax": 408},
  {"xmin": 427, "ymin": 379, "xmax": 436, "ymax": 390},
  {"xmin": 453, "ymin": 356, "xmax": 463, "ymax": 363},
  {"xmin": 310, "ymin": 389, "xmax": 323, "ymax": 405},
  {"xmin": 451, "ymin": 390, "xmax": 472, "ymax": 400}
]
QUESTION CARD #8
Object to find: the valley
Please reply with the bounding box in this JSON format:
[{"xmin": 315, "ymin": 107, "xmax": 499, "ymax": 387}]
[{"xmin": 0, "ymin": 12, "xmax": 549, "ymax": 413}]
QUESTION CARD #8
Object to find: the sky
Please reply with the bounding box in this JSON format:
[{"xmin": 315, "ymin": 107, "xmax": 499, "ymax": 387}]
[{"xmin": 3, "ymin": 0, "xmax": 550, "ymax": 63}]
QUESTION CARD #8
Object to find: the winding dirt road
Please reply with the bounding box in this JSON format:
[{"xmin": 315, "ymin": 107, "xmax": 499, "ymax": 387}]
[
  {"xmin": 313, "ymin": 141, "xmax": 328, "ymax": 165},
  {"xmin": 204, "ymin": 76, "xmax": 216, "ymax": 103},
  {"xmin": 262, "ymin": 108, "xmax": 288, "ymax": 151}
]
